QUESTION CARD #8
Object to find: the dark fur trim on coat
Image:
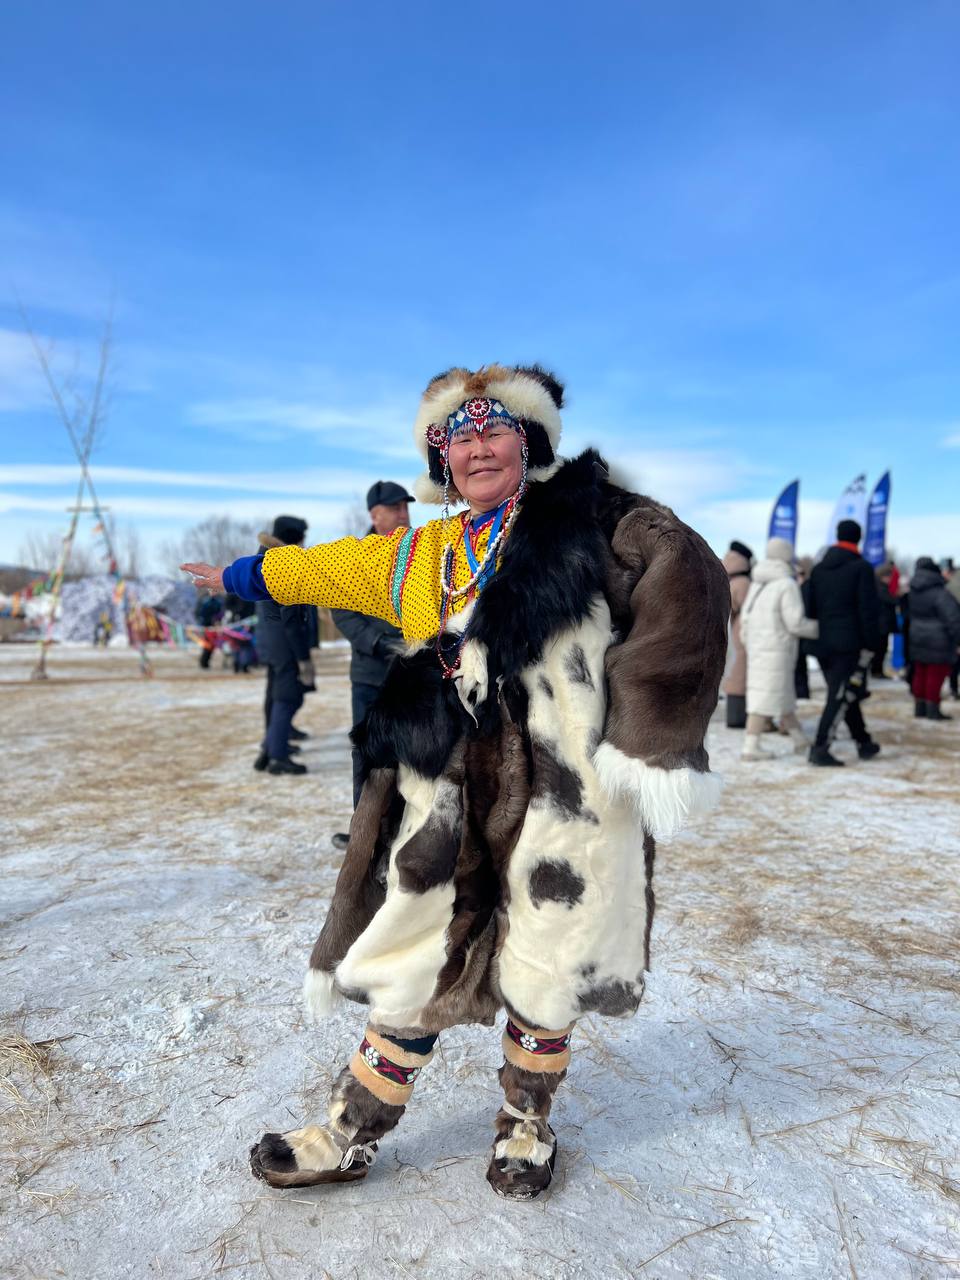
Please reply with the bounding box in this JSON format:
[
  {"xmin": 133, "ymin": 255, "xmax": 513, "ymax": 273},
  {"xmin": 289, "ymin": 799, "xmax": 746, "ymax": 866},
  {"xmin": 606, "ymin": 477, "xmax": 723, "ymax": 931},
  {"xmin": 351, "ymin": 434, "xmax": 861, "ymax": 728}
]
[
  {"xmin": 352, "ymin": 648, "xmax": 470, "ymax": 780},
  {"xmin": 357, "ymin": 451, "xmax": 616, "ymax": 771},
  {"xmin": 308, "ymin": 768, "xmax": 402, "ymax": 975},
  {"xmin": 469, "ymin": 449, "xmax": 613, "ymax": 698}
]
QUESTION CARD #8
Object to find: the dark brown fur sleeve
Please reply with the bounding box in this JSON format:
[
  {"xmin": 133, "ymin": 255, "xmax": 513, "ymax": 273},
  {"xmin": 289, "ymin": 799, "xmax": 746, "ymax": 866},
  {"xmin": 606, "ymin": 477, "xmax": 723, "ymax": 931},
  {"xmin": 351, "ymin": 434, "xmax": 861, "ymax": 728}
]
[{"xmin": 593, "ymin": 496, "xmax": 730, "ymax": 838}]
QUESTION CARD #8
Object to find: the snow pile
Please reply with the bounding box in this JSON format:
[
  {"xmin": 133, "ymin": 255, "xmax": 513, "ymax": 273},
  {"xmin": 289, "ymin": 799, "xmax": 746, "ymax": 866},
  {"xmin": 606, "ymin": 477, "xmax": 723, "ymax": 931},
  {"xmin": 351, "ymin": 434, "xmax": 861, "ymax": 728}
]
[
  {"xmin": 0, "ymin": 590, "xmax": 50, "ymax": 623},
  {"xmin": 55, "ymin": 574, "xmax": 196, "ymax": 642}
]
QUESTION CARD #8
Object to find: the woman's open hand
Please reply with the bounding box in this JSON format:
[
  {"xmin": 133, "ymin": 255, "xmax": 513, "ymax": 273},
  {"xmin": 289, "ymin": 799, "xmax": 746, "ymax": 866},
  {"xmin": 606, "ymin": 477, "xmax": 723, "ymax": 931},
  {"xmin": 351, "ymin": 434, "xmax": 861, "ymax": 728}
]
[{"xmin": 181, "ymin": 562, "xmax": 225, "ymax": 593}]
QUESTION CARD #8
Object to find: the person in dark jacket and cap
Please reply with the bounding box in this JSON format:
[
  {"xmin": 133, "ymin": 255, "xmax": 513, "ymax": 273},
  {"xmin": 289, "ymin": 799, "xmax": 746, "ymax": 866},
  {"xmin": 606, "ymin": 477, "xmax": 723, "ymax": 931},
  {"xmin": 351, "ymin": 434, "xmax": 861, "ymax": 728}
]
[
  {"xmin": 805, "ymin": 519, "xmax": 882, "ymax": 766},
  {"xmin": 905, "ymin": 557, "xmax": 960, "ymax": 720},
  {"xmin": 254, "ymin": 515, "xmax": 315, "ymax": 775},
  {"xmin": 329, "ymin": 481, "xmax": 415, "ymax": 847}
]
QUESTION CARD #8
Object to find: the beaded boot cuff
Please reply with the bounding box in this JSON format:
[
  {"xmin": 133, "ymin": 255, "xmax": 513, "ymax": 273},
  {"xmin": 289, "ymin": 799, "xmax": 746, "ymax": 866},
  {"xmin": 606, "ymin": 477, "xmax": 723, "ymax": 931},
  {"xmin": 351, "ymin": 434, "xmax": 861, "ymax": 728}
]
[
  {"xmin": 502, "ymin": 1018, "xmax": 573, "ymax": 1073},
  {"xmin": 349, "ymin": 1027, "xmax": 435, "ymax": 1105}
]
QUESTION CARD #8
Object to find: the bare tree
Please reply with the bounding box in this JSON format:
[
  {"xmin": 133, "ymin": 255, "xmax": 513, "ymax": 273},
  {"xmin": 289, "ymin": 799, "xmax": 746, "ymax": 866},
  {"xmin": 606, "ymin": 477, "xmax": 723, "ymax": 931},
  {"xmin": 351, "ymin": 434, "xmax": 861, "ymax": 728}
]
[
  {"xmin": 120, "ymin": 522, "xmax": 144, "ymax": 579},
  {"xmin": 342, "ymin": 494, "xmax": 371, "ymax": 537},
  {"xmin": 14, "ymin": 298, "xmax": 146, "ymax": 676},
  {"xmin": 160, "ymin": 515, "xmax": 264, "ymax": 575},
  {"xmin": 103, "ymin": 515, "xmax": 144, "ymax": 578},
  {"xmin": 18, "ymin": 529, "xmax": 97, "ymax": 579}
]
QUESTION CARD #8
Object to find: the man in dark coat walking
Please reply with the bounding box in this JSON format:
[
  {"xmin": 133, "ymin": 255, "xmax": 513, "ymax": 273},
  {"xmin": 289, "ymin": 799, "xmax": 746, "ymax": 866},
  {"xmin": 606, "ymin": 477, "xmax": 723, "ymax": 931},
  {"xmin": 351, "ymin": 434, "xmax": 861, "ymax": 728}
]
[
  {"xmin": 329, "ymin": 481, "xmax": 413, "ymax": 846},
  {"xmin": 805, "ymin": 519, "xmax": 881, "ymax": 766},
  {"xmin": 254, "ymin": 515, "xmax": 315, "ymax": 776}
]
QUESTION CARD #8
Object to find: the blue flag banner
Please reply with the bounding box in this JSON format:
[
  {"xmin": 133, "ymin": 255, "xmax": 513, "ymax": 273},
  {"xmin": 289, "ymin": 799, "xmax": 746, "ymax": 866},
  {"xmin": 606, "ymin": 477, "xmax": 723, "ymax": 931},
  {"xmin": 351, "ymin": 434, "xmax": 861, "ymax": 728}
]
[
  {"xmin": 863, "ymin": 471, "xmax": 891, "ymax": 567},
  {"xmin": 827, "ymin": 473, "xmax": 867, "ymax": 547},
  {"xmin": 768, "ymin": 480, "xmax": 800, "ymax": 547}
]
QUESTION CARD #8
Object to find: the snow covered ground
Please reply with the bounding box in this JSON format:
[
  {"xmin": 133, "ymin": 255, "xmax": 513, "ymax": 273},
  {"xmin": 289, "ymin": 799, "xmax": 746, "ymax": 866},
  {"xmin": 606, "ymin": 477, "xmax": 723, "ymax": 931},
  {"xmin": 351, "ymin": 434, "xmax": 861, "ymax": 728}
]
[{"xmin": 2, "ymin": 644, "xmax": 959, "ymax": 1279}]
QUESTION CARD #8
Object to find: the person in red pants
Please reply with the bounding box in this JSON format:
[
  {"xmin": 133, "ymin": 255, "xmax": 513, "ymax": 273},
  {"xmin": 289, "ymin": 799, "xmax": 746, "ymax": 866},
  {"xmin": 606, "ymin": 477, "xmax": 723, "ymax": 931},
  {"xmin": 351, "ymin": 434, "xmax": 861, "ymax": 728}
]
[{"xmin": 906, "ymin": 557, "xmax": 960, "ymax": 720}]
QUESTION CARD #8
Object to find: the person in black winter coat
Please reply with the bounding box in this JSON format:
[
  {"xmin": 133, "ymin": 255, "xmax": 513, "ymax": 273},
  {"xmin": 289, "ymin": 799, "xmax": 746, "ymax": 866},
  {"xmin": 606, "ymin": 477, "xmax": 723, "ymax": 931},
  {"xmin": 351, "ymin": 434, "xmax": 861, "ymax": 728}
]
[
  {"xmin": 254, "ymin": 515, "xmax": 315, "ymax": 776},
  {"xmin": 805, "ymin": 519, "xmax": 881, "ymax": 766},
  {"xmin": 872, "ymin": 564, "xmax": 899, "ymax": 678},
  {"xmin": 195, "ymin": 593, "xmax": 223, "ymax": 669},
  {"xmin": 329, "ymin": 481, "xmax": 414, "ymax": 842},
  {"xmin": 905, "ymin": 557, "xmax": 960, "ymax": 720}
]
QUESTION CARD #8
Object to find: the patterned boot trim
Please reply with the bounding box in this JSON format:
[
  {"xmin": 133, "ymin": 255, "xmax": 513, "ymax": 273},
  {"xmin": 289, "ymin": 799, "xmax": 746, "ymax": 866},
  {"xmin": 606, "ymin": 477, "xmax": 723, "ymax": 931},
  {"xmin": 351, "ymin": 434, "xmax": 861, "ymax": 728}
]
[
  {"xmin": 349, "ymin": 1026, "xmax": 435, "ymax": 1105},
  {"xmin": 502, "ymin": 1018, "xmax": 573, "ymax": 1073}
]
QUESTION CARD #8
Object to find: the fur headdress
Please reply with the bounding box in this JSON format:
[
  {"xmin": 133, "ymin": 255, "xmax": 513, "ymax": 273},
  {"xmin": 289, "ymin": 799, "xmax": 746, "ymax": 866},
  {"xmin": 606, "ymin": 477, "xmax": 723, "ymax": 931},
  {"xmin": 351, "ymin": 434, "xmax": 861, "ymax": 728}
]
[{"xmin": 412, "ymin": 364, "xmax": 564, "ymax": 504}]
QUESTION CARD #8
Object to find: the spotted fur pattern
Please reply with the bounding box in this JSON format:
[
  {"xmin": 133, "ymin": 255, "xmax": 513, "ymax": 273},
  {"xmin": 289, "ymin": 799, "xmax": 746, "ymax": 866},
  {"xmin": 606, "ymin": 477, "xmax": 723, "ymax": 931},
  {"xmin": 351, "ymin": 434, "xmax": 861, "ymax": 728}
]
[{"xmin": 306, "ymin": 451, "xmax": 728, "ymax": 1034}]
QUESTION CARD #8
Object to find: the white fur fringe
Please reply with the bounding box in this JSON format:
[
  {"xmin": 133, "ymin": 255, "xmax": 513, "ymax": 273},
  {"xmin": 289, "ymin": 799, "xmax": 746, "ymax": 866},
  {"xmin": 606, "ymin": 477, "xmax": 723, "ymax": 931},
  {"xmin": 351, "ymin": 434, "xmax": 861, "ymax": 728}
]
[
  {"xmin": 592, "ymin": 742, "xmax": 723, "ymax": 842},
  {"xmin": 303, "ymin": 967, "xmax": 343, "ymax": 1024}
]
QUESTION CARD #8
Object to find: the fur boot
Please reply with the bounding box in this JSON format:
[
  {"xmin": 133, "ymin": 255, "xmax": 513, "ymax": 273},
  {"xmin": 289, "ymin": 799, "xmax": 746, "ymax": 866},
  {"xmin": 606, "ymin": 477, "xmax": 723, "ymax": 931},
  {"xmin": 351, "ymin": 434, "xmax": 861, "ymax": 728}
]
[
  {"xmin": 740, "ymin": 732, "xmax": 768, "ymax": 761},
  {"xmin": 486, "ymin": 1019, "xmax": 571, "ymax": 1200},
  {"xmin": 250, "ymin": 1029, "xmax": 433, "ymax": 1189}
]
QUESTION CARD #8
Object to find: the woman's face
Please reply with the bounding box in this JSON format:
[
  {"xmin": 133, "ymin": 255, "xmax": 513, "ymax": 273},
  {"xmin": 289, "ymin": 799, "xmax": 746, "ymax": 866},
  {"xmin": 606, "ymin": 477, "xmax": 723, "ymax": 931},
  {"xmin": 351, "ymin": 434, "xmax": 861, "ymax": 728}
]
[{"xmin": 447, "ymin": 424, "xmax": 523, "ymax": 513}]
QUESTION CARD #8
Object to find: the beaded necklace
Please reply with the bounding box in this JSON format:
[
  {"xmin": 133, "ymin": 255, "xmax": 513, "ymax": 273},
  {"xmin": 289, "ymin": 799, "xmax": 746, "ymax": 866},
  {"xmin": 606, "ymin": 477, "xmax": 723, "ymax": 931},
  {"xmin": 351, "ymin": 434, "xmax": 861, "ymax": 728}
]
[{"xmin": 433, "ymin": 420, "xmax": 528, "ymax": 679}]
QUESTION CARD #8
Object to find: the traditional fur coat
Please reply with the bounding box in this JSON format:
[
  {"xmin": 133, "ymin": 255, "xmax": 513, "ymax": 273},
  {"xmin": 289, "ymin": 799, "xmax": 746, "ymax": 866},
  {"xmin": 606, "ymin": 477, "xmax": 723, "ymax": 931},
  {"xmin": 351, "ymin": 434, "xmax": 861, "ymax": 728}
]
[{"xmin": 301, "ymin": 451, "xmax": 729, "ymax": 1038}]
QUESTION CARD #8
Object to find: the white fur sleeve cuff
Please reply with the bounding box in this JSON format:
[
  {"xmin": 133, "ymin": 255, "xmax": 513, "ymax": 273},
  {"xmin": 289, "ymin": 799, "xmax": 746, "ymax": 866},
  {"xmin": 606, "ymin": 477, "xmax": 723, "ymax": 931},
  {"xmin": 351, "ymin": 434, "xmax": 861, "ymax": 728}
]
[
  {"xmin": 592, "ymin": 741, "xmax": 723, "ymax": 841},
  {"xmin": 303, "ymin": 967, "xmax": 342, "ymax": 1023}
]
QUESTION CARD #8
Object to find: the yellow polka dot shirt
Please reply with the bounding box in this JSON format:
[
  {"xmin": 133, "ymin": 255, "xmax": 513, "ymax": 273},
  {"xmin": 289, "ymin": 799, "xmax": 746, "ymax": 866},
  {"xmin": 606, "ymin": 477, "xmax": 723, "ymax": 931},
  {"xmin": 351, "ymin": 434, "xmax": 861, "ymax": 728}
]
[{"xmin": 261, "ymin": 514, "xmax": 497, "ymax": 642}]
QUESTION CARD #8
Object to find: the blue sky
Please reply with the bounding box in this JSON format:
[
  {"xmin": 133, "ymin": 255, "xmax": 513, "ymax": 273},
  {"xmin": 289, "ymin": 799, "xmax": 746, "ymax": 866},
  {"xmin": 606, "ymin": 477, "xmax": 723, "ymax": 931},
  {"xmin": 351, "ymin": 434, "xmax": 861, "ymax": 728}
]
[{"xmin": 2, "ymin": 1, "xmax": 959, "ymax": 570}]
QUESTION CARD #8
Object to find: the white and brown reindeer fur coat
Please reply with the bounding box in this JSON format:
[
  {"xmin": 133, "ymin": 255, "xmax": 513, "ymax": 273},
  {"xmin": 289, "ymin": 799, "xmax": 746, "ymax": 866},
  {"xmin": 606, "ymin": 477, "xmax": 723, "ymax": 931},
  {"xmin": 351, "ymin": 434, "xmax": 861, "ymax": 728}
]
[{"xmin": 305, "ymin": 450, "xmax": 730, "ymax": 1037}]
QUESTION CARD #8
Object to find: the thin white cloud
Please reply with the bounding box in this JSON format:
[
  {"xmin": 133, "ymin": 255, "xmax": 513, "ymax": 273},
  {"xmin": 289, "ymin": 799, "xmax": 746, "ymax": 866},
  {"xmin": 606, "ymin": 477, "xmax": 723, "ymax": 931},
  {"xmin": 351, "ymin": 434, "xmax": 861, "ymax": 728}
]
[
  {"xmin": 188, "ymin": 396, "xmax": 414, "ymax": 459},
  {"xmin": 607, "ymin": 448, "xmax": 765, "ymax": 511},
  {"xmin": 0, "ymin": 489, "xmax": 349, "ymax": 525},
  {"xmin": 0, "ymin": 463, "xmax": 414, "ymax": 499},
  {"xmin": 941, "ymin": 431, "xmax": 960, "ymax": 448}
]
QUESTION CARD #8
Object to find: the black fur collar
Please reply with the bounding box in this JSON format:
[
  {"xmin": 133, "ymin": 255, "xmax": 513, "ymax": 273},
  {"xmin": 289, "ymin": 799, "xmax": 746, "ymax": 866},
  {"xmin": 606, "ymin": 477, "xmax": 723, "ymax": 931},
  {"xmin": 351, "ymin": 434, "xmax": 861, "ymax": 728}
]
[
  {"xmin": 468, "ymin": 449, "xmax": 612, "ymax": 685},
  {"xmin": 355, "ymin": 449, "xmax": 615, "ymax": 777}
]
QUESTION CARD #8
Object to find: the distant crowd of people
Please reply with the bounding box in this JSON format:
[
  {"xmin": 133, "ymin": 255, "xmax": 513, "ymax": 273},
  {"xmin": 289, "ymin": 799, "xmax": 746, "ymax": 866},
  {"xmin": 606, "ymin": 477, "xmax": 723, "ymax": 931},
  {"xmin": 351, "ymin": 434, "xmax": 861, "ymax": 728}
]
[
  {"xmin": 193, "ymin": 586, "xmax": 259, "ymax": 673},
  {"xmin": 191, "ymin": 497, "xmax": 960, "ymax": 804},
  {"xmin": 723, "ymin": 520, "xmax": 960, "ymax": 766},
  {"xmin": 192, "ymin": 485, "xmax": 414, "ymax": 809}
]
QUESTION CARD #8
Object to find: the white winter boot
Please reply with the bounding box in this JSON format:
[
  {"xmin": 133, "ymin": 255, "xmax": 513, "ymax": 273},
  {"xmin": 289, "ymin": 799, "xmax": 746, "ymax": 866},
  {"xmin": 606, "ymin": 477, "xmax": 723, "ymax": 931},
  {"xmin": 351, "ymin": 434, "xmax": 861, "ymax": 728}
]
[
  {"xmin": 787, "ymin": 725, "xmax": 810, "ymax": 754},
  {"xmin": 741, "ymin": 733, "xmax": 768, "ymax": 761}
]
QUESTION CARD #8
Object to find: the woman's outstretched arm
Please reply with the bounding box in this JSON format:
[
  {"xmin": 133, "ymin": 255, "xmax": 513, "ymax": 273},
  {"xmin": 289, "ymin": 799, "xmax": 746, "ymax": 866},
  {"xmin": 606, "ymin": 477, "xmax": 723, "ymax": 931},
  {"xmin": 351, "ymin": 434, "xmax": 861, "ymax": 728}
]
[{"xmin": 182, "ymin": 531, "xmax": 406, "ymax": 626}]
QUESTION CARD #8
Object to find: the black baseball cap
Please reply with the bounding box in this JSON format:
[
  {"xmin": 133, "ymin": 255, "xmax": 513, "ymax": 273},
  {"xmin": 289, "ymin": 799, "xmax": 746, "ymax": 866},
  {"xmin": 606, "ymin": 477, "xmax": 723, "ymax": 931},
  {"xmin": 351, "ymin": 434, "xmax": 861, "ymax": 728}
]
[
  {"xmin": 272, "ymin": 515, "xmax": 308, "ymax": 544},
  {"xmin": 366, "ymin": 480, "xmax": 415, "ymax": 510}
]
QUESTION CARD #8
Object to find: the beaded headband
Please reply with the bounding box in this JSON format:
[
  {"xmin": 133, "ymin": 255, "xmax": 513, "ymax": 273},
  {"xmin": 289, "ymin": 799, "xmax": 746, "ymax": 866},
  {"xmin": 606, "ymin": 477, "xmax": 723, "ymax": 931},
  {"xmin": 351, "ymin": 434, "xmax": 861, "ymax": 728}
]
[{"xmin": 426, "ymin": 398, "xmax": 520, "ymax": 451}]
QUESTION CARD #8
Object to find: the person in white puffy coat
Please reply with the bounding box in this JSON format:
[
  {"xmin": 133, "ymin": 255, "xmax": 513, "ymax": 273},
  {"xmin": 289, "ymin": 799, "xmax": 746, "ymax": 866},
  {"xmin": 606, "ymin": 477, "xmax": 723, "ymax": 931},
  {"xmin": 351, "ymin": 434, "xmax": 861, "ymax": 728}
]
[{"xmin": 739, "ymin": 537, "xmax": 819, "ymax": 760}]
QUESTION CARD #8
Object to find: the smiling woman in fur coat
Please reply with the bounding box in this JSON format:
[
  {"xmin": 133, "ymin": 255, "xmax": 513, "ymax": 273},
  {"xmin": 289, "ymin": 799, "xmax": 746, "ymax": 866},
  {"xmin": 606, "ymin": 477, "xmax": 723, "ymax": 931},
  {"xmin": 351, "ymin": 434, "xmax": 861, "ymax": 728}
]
[{"xmin": 183, "ymin": 365, "xmax": 729, "ymax": 1200}]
